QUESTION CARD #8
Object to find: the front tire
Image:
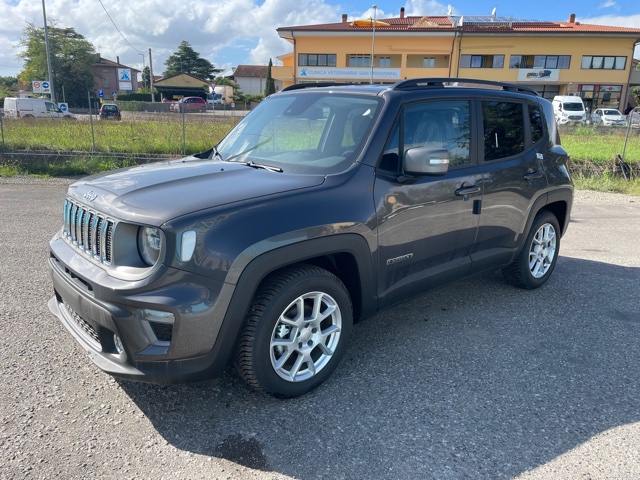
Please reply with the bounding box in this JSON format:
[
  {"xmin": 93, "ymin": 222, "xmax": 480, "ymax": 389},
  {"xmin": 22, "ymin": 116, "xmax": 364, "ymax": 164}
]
[
  {"xmin": 503, "ymin": 210, "xmax": 560, "ymax": 289},
  {"xmin": 234, "ymin": 264, "xmax": 353, "ymax": 398}
]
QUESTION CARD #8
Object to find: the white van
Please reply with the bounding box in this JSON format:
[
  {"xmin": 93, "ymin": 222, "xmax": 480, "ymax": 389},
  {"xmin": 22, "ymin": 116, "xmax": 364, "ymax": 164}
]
[
  {"xmin": 552, "ymin": 95, "xmax": 586, "ymax": 124},
  {"xmin": 3, "ymin": 97, "xmax": 75, "ymax": 119}
]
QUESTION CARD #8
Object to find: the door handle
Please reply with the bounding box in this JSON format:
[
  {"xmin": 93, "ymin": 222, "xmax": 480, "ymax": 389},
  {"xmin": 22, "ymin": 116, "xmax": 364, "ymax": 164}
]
[{"xmin": 455, "ymin": 184, "xmax": 480, "ymax": 201}]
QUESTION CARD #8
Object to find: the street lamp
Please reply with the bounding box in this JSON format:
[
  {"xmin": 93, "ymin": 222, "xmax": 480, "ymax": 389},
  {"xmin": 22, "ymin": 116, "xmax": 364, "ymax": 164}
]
[
  {"xmin": 139, "ymin": 53, "xmax": 146, "ymax": 89},
  {"xmin": 370, "ymin": 5, "xmax": 377, "ymax": 85},
  {"xmin": 42, "ymin": 0, "xmax": 55, "ymax": 102}
]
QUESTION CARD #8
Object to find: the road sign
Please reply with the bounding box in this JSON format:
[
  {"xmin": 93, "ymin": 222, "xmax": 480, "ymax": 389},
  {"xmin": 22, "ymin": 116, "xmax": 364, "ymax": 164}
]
[
  {"xmin": 32, "ymin": 81, "xmax": 41, "ymax": 93},
  {"xmin": 118, "ymin": 69, "xmax": 131, "ymax": 81},
  {"xmin": 98, "ymin": 89, "xmax": 104, "ymax": 98},
  {"xmin": 58, "ymin": 103, "xmax": 68, "ymax": 112},
  {"xmin": 41, "ymin": 81, "xmax": 51, "ymax": 93},
  {"xmin": 112, "ymin": 92, "xmax": 117, "ymax": 98}
]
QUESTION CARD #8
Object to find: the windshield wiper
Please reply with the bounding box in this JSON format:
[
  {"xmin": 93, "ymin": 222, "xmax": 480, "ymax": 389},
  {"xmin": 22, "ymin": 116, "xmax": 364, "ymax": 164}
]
[
  {"xmin": 211, "ymin": 145, "xmax": 224, "ymax": 161},
  {"xmin": 241, "ymin": 161, "xmax": 283, "ymax": 173}
]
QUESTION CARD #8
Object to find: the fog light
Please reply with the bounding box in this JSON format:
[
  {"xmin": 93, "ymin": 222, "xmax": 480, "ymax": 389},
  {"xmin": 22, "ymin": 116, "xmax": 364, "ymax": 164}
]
[{"xmin": 114, "ymin": 334, "xmax": 124, "ymax": 354}]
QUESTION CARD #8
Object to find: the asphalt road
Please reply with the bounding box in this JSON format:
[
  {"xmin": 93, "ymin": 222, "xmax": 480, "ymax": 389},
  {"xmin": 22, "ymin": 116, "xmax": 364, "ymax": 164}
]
[{"xmin": 1, "ymin": 178, "xmax": 638, "ymax": 480}]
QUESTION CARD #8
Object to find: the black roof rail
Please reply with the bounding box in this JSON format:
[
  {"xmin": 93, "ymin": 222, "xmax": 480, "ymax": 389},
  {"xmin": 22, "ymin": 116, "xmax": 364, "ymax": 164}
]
[
  {"xmin": 392, "ymin": 78, "xmax": 539, "ymax": 96},
  {"xmin": 281, "ymin": 82, "xmax": 354, "ymax": 92}
]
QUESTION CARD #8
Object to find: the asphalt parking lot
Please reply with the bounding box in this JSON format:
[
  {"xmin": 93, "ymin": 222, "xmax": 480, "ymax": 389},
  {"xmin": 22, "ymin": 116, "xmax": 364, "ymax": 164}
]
[{"xmin": 0, "ymin": 178, "xmax": 638, "ymax": 479}]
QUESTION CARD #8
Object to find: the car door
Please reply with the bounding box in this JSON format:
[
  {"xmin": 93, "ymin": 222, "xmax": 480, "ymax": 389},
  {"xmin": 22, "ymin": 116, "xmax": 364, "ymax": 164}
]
[
  {"xmin": 470, "ymin": 98, "xmax": 548, "ymax": 273},
  {"xmin": 44, "ymin": 101, "xmax": 62, "ymax": 118},
  {"xmin": 592, "ymin": 109, "xmax": 602, "ymax": 124},
  {"xmin": 374, "ymin": 99, "xmax": 482, "ymax": 308}
]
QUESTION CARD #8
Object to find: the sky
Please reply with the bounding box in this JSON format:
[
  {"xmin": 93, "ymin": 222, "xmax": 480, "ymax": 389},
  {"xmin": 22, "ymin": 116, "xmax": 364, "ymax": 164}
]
[{"xmin": 0, "ymin": 0, "xmax": 639, "ymax": 80}]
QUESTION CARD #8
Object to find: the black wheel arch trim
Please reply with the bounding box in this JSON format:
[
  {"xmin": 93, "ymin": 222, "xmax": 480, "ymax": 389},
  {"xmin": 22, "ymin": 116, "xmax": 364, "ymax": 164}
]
[
  {"xmin": 205, "ymin": 233, "xmax": 377, "ymax": 379},
  {"xmin": 517, "ymin": 187, "xmax": 572, "ymax": 255}
]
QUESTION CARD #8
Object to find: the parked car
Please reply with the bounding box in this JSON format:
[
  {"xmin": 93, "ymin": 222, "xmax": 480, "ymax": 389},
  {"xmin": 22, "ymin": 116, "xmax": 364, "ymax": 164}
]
[
  {"xmin": 3, "ymin": 97, "xmax": 76, "ymax": 119},
  {"xmin": 591, "ymin": 108, "xmax": 627, "ymax": 126},
  {"xmin": 628, "ymin": 107, "xmax": 640, "ymax": 128},
  {"xmin": 99, "ymin": 103, "xmax": 121, "ymax": 120},
  {"xmin": 552, "ymin": 95, "xmax": 586, "ymax": 124},
  {"xmin": 48, "ymin": 78, "xmax": 573, "ymax": 398},
  {"xmin": 169, "ymin": 96, "xmax": 207, "ymax": 113}
]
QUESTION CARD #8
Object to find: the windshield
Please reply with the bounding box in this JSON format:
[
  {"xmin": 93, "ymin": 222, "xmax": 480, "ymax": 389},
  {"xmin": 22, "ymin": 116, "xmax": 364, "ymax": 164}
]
[
  {"xmin": 563, "ymin": 102, "xmax": 583, "ymax": 112},
  {"xmin": 216, "ymin": 92, "xmax": 382, "ymax": 174},
  {"xmin": 602, "ymin": 109, "xmax": 621, "ymax": 116}
]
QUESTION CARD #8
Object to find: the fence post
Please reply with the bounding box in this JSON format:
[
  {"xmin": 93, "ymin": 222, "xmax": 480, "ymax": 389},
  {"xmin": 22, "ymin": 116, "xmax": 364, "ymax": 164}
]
[
  {"xmin": 181, "ymin": 104, "xmax": 186, "ymax": 156},
  {"xmin": 88, "ymin": 91, "xmax": 96, "ymax": 153},
  {"xmin": 0, "ymin": 112, "xmax": 5, "ymax": 155}
]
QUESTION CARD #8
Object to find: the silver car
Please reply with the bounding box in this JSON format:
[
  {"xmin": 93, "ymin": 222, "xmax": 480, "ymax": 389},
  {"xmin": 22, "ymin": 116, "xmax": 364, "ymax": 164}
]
[{"xmin": 628, "ymin": 107, "xmax": 640, "ymax": 128}]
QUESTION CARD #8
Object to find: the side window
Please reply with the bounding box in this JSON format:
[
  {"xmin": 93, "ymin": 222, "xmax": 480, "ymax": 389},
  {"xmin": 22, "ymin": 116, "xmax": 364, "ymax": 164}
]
[
  {"xmin": 402, "ymin": 101, "xmax": 471, "ymax": 167},
  {"xmin": 529, "ymin": 104, "xmax": 544, "ymax": 144},
  {"xmin": 46, "ymin": 102, "xmax": 57, "ymax": 112},
  {"xmin": 482, "ymin": 101, "xmax": 525, "ymax": 161}
]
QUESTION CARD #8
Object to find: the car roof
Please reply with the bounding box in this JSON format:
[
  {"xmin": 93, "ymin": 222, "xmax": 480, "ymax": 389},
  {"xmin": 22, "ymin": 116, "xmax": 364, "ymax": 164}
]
[{"xmin": 279, "ymin": 78, "xmax": 539, "ymax": 100}]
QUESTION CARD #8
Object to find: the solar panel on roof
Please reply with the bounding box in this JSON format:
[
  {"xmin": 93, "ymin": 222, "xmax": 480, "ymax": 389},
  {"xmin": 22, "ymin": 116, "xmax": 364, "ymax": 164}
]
[{"xmin": 449, "ymin": 15, "xmax": 543, "ymax": 24}]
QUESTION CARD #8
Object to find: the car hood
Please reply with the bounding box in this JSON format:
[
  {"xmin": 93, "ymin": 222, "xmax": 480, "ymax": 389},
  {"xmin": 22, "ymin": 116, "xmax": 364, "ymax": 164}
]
[{"xmin": 67, "ymin": 156, "xmax": 325, "ymax": 226}]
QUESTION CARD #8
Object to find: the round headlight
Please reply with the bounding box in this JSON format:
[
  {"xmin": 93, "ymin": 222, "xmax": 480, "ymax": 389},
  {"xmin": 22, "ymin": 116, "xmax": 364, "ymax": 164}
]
[{"xmin": 138, "ymin": 227, "xmax": 162, "ymax": 266}]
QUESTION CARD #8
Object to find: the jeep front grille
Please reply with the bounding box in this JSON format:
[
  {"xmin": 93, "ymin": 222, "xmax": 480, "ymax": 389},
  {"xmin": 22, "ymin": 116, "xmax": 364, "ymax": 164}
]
[{"xmin": 63, "ymin": 199, "xmax": 115, "ymax": 266}]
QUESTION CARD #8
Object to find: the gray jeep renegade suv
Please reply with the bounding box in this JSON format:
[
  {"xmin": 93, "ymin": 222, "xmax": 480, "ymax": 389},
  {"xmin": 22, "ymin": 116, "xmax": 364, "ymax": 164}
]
[{"xmin": 49, "ymin": 78, "xmax": 573, "ymax": 398}]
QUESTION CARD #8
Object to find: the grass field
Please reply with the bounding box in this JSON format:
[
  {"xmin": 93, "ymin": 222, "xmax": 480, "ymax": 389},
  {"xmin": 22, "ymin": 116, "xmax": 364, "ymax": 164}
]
[{"xmin": 1, "ymin": 118, "xmax": 639, "ymax": 193}]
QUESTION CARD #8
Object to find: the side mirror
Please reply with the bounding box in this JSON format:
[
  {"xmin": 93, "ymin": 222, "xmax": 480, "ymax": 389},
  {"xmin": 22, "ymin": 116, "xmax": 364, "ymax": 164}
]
[{"xmin": 404, "ymin": 147, "xmax": 450, "ymax": 176}]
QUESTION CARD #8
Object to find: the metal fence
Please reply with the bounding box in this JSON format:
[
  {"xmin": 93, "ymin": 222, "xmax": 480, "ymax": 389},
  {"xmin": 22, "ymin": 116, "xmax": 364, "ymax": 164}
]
[{"xmin": 0, "ymin": 102, "xmax": 251, "ymax": 163}]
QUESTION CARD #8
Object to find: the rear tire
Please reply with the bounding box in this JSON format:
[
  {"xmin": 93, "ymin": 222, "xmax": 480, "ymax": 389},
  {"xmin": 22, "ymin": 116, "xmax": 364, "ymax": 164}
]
[
  {"xmin": 502, "ymin": 210, "xmax": 560, "ymax": 289},
  {"xmin": 234, "ymin": 264, "xmax": 353, "ymax": 398}
]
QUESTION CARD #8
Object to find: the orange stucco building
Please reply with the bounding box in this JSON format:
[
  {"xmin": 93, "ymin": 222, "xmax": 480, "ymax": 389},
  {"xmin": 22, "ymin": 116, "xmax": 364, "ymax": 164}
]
[{"xmin": 274, "ymin": 10, "xmax": 640, "ymax": 111}]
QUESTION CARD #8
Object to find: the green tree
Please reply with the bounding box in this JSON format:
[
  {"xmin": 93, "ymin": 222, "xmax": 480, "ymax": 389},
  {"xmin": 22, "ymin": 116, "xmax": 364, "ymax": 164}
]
[
  {"xmin": 18, "ymin": 22, "xmax": 96, "ymax": 107},
  {"xmin": 141, "ymin": 66, "xmax": 151, "ymax": 89},
  {"xmin": 264, "ymin": 59, "xmax": 275, "ymax": 97},
  {"xmin": 164, "ymin": 41, "xmax": 221, "ymax": 80},
  {"xmin": 0, "ymin": 76, "xmax": 18, "ymax": 103}
]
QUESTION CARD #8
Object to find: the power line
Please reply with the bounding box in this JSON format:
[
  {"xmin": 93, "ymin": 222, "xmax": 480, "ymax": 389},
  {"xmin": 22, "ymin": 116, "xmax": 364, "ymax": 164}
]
[{"xmin": 95, "ymin": 0, "xmax": 143, "ymax": 54}]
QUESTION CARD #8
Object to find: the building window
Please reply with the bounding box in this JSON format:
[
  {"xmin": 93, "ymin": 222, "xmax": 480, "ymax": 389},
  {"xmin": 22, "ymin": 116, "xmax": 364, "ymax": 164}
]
[
  {"xmin": 298, "ymin": 54, "xmax": 336, "ymax": 67},
  {"xmin": 423, "ymin": 57, "xmax": 435, "ymax": 68},
  {"xmin": 581, "ymin": 56, "xmax": 626, "ymax": 70},
  {"xmin": 531, "ymin": 85, "xmax": 560, "ymax": 101},
  {"xmin": 349, "ymin": 54, "xmax": 371, "ymax": 67},
  {"xmin": 510, "ymin": 55, "xmax": 571, "ymax": 69},
  {"xmin": 378, "ymin": 56, "xmax": 391, "ymax": 67},
  {"xmin": 482, "ymin": 101, "xmax": 525, "ymax": 161},
  {"xmin": 579, "ymin": 84, "xmax": 622, "ymax": 110},
  {"xmin": 102, "ymin": 78, "xmax": 109, "ymax": 88},
  {"xmin": 460, "ymin": 55, "xmax": 504, "ymax": 68}
]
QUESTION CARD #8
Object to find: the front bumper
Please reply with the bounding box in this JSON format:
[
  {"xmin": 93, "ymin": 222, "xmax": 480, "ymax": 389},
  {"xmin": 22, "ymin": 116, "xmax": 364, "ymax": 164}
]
[{"xmin": 48, "ymin": 236, "xmax": 234, "ymax": 384}]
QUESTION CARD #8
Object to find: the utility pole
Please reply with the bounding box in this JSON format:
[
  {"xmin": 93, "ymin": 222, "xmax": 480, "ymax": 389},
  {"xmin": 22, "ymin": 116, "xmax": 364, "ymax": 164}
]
[
  {"xmin": 42, "ymin": 0, "xmax": 55, "ymax": 103},
  {"xmin": 139, "ymin": 53, "xmax": 146, "ymax": 89},
  {"xmin": 370, "ymin": 5, "xmax": 377, "ymax": 85},
  {"xmin": 149, "ymin": 48, "xmax": 155, "ymax": 102}
]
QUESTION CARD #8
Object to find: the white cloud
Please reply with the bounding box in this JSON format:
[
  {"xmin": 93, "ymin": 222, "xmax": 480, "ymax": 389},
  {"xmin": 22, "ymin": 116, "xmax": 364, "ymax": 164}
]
[
  {"xmin": 403, "ymin": 0, "xmax": 450, "ymax": 17},
  {"xmin": 0, "ymin": 0, "xmax": 343, "ymax": 76},
  {"xmin": 1, "ymin": 0, "xmax": 638, "ymax": 78},
  {"xmin": 599, "ymin": 1, "xmax": 617, "ymax": 9}
]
